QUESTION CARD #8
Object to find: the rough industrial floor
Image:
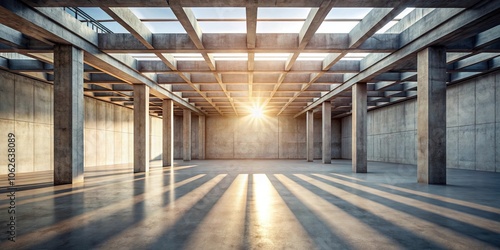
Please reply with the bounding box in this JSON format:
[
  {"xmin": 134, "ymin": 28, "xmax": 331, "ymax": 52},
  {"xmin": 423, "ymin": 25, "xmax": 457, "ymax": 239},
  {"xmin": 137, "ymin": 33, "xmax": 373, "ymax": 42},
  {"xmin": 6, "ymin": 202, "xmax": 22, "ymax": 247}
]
[{"xmin": 1, "ymin": 160, "xmax": 500, "ymax": 249}]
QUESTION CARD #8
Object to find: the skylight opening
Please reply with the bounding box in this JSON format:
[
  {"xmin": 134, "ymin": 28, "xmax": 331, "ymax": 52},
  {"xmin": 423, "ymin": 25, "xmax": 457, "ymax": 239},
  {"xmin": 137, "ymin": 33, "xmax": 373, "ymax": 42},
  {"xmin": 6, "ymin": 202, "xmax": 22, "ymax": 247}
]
[
  {"xmin": 76, "ymin": 7, "xmax": 112, "ymax": 20},
  {"xmin": 100, "ymin": 21, "xmax": 129, "ymax": 33},
  {"xmin": 198, "ymin": 21, "xmax": 246, "ymax": 33},
  {"xmin": 143, "ymin": 22, "xmax": 186, "ymax": 33},
  {"xmin": 326, "ymin": 8, "xmax": 373, "ymax": 19},
  {"xmin": 376, "ymin": 8, "xmax": 415, "ymax": 33},
  {"xmin": 210, "ymin": 53, "xmax": 248, "ymax": 61},
  {"xmin": 395, "ymin": 8, "xmax": 415, "ymax": 19},
  {"xmin": 67, "ymin": 7, "xmax": 120, "ymax": 33},
  {"xmin": 316, "ymin": 21, "xmax": 359, "ymax": 33},
  {"xmin": 255, "ymin": 53, "xmax": 291, "ymax": 61},
  {"xmin": 191, "ymin": 8, "xmax": 246, "ymax": 19},
  {"xmin": 297, "ymin": 53, "xmax": 329, "ymax": 61},
  {"xmin": 129, "ymin": 7, "xmax": 177, "ymax": 19},
  {"xmin": 341, "ymin": 53, "xmax": 370, "ymax": 60},
  {"xmin": 257, "ymin": 8, "xmax": 311, "ymax": 19},
  {"xmin": 376, "ymin": 21, "xmax": 398, "ymax": 33},
  {"xmin": 257, "ymin": 21, "xmax": 304, "ymax": 33},
  {"xmin": 171, "ymin": 53, "xmax": 204, "ymax": 61},
  {"xmin": 128, "ymin": 53, "xmax": 161, "ymax": 61}
]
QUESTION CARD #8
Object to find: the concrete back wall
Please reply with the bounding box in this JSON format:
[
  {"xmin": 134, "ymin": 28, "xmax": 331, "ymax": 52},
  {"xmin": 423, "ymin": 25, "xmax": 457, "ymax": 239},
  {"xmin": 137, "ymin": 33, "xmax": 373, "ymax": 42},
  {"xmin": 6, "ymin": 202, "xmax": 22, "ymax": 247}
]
[
  {"xmin": 205, "ymin": 115, "xmax": 341, "ymax": 159},
  {"xmin": 341, "ymin": 70, "xmax": 500, "ymax": 172},
  {"xmin": 0, "ymin": 70, "xmax": 163, "ymax": 174}
]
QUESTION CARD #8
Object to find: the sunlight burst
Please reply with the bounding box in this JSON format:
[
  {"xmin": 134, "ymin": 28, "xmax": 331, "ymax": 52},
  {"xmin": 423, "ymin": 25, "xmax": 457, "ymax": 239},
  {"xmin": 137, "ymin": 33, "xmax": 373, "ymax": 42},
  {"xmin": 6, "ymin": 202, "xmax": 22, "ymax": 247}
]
[{"xmin": 251, "ymin": 105, "xmax": 264, "ymax": 118}]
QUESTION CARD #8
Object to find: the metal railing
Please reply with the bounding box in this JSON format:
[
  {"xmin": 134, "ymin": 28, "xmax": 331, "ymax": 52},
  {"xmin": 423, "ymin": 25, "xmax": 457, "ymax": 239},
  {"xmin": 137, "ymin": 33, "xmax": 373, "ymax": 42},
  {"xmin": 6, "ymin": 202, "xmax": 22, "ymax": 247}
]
[{"xmin": 64, "ymin": 7, "xmax": 113, "ymax": 33}]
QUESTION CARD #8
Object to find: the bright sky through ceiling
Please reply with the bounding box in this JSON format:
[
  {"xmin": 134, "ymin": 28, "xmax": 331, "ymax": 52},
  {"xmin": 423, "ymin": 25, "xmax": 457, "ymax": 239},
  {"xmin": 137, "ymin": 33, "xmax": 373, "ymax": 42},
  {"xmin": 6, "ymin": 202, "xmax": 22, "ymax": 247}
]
[
  {"xmin": 326, "ymin": 8, "xmax": 373, "ymax": 19},
  {"xmin": 191, "ymin": 8, "xmax": 246, "ymax": 19},
  {"xmin": 129, "ymin": 7, "xmax": 177, "ymax": 19},
  {"xmin": 376, "ymin": 7, "xmax": 415, "ymax": 33},
  {"xmin": 256, "ymin": 8, "xmax": 309, "ymax": 33},
  {"xmin": 139, "ymin": 7, "xmax": 249, "ymax": 33},
  {"xmin": 257, "ymin": 21, "xmax": 304, "ymax": 33},
  {"xmin": 257, "ymin": 8, "xmax": 311, "ymax": 19},
  {"xmin": 199, "ymin": 21, "xmax": 246, "ymax": 33},
  {"xmin": 377, "ymin": 21, "xmax": 398, "ymax": 33},
  {"xmin": 316, "ymin": 21, "xmax": 359, "ymax": 33},
  {"xmin": 341, "ymin": 53, "xmax": 370, "ymax": 60},
  {"xmin": 255, "ymin": 53, "xmax": 291, "ymax": 61},
  {"xmin": 74, "ymin": 7, "xmax": 420, "ymax": 64},
  {"xmin": 396, "ymin": 8, "xmax": 415, "ymax": 19},
  {"xmin": 77, "ymin": 7, "xmax": 111, "ymax": 20},
  {"xmin": 297, "ymin": 53, "xmax": 329, "ymax": 61},
  {"xmin": 210, "ymin": 53, "xmax": 248, "ymax": 61},
  {"xmin": 128, "ymin": 53, "xmax": 161, "ymax": 60},
  {"xmin": 171, "ymin": 53, "xmax": 204, "ymax": 61},
  {"xmin": 142, "ymin": 22, "xmax": 186, "ymax": 33},
  {"xmin": 77, "ymin": 6, "xmax": 416, "ymax": 35}
]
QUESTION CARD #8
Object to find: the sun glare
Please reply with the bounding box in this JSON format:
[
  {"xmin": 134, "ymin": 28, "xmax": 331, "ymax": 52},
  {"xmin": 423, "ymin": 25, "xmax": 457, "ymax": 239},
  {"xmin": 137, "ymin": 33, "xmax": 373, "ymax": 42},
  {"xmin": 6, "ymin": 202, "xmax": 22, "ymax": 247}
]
[{"xmin": 251, "ymin": 105, "xmax": 264, "ymax": 118}]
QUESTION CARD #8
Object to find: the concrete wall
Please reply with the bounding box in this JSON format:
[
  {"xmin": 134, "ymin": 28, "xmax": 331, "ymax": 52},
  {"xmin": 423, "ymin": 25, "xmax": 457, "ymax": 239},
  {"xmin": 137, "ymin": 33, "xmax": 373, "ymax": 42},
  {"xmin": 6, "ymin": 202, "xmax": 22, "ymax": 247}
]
[
  {"xmin": 341, "ymin": 100, "xmax": 417, "ymax": 165},
  {"xmin": 0, "ymin": 70, "xmax": 54, "ymax": 173},
  {"xmin": 84, "ymin": 98, "xmax": 132, "ymax": 167},
  {"xmin": 0, "ymin": 69, "xmax": 163, "ymax": 174},
  {"xmin": 205, "ymin": 115, "xmax": 341, "ymax": 159},
  {"xmin": 150, "ymin": 115, "xmax": 163, "ymax": 161},
  {"xmin": 83, "ymin": 94, "xmax": 164, "ymax": 167},
  {"xmin": 341, "ymin": 70, "xmax": 500, "ymax": 172}
]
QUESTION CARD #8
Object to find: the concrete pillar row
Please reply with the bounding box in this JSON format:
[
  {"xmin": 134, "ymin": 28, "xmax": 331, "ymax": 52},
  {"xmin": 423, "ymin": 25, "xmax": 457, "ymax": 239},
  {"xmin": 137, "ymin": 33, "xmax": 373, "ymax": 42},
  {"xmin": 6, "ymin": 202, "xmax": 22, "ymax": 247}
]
[
  {"xmin": 322, "ymin": 101, "xmax": 332, "ymax": 164},
  {"xmin": 53, "ymin": 44, "xmax": 84, "ymax": 185},
  {"xmin": 162, "ymin": 99, "xmax": 174, "ymax": 166},
  {"xmin": 306, "ymin": 110, "xmax": 314, "ymax": 162},
  {"xmin": 133, "ymin": 84, "xmax": 150, "ymax": 173},
  {"xmin": 198, "ymin": 116, "xmax": 206, "ymax": 160},
  {"xmin": 417, "ymin": 47, "xmax": 447, "ymax": 184},
  {"xmin": 183, "ymin": 109, "xmax": 192, "ymax": 161},
  {"xmin": 352, "ymin": 82, "xmax": 367, "ymax": 173}
]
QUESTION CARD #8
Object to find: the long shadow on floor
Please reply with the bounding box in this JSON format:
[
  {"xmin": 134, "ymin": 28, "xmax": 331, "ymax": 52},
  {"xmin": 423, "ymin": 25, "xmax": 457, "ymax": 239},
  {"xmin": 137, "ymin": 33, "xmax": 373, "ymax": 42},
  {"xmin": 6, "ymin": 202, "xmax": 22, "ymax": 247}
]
[
  {"xmin": 330, "ymin": 173, "xmax": 500, "ymax": 221},
  {"xmin": 147, "ymin": 174, "xmax": 236, "ymax": 249},
  {"xmin": 305, "ymin": 173, "xmax": 500, "ymax": 247},
  {"xmin": 20, "ymin": 173, "xmax": 211, "ymax": 249},
  {"xmin": 266, "ymin": 174, "xmax": 353, "ymax": 249}
]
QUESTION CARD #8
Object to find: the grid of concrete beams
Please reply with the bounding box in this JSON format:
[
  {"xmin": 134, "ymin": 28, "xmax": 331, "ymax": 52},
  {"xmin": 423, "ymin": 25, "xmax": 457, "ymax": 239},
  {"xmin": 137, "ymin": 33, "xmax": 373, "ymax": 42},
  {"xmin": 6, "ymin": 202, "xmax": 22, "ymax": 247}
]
[{"xmin": 0, "ymin": 0, "xmax": 499, "ymax": 118}]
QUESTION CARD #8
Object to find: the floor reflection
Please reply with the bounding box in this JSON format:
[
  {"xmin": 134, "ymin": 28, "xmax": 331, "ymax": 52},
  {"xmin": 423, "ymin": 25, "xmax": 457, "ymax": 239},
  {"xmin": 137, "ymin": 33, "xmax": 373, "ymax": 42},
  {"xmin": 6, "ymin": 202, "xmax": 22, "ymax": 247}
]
[
  {"xmin": 0, "ymin": 160, "xmax": 499, "ymax": 249},
  {"xmin": 247, "ymin": 174, "xmax": 315, "ymax": 249}
]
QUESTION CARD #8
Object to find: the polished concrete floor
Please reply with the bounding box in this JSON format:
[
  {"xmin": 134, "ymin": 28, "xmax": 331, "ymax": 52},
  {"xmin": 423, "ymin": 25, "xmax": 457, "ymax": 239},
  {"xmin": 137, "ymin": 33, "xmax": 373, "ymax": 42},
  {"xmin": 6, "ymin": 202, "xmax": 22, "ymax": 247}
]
[{"xmin": 1, "ymin": 159, "xmax": 500, "ymax": 249}]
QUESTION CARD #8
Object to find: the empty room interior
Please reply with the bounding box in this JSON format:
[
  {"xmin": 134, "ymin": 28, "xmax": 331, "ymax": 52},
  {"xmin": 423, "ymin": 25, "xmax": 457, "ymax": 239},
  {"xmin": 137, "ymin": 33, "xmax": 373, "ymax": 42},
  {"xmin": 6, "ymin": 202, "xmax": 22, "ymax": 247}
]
[{"xmin": 1, "ymin": 0, "xmax": 500, "ymax": 249}]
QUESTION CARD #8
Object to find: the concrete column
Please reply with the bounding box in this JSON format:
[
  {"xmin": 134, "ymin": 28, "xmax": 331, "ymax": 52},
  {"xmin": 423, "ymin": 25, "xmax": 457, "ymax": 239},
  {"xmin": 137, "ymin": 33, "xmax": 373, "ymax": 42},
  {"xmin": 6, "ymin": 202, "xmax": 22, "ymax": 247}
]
[
  {"xmin": 134, "ymin": 84, "xmax": 150, "ymax": 173},
  {"xmin": 53, "ymin": 45, "xmax": 84, "ymax": 185},
  {"xmin": 306, "ymin": 110, "xmax": 314, "ymax": 162},
  {"xmin": 417, "ymin": 47, "xmax": 447, "ymax": 184},
  {"xmin": 322, "ymin": 101, "xmax": 332, "ymax": 164},
  {"xmin": 352, "ymin": 82, "xmax": 367, "ymax": 173},
  {"xmin": 183, "ymin": 109, "xmax": 191, "ymax": 161},
  {"xmin": 162, "ymin": 99, "xmax": 174, "ymax": 166},
  {"xmin": 198, "ymin": 115, "xmax": 206, "ymax": 160}
]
